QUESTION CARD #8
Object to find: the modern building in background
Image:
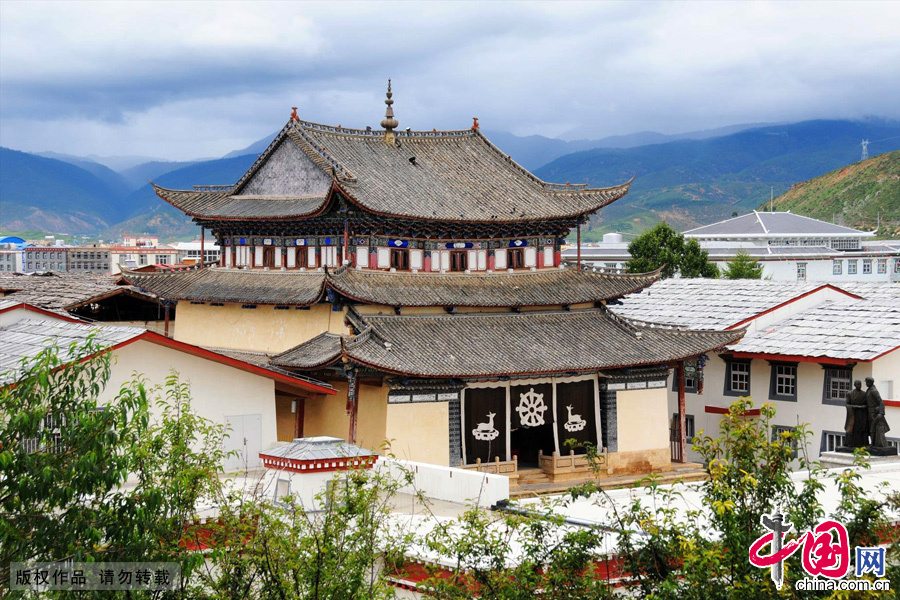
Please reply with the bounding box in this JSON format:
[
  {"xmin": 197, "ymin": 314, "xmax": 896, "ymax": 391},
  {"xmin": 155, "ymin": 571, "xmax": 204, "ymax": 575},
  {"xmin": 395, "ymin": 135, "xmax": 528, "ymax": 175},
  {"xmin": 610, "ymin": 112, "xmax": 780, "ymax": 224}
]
[
  {"xmin": 169, "ymin": 241, "xmax": 221, "ymax": 265},
  {"xmin": 611, "ymin": 279, "xmax": 900, "ymax": 463},
  {"xmin": 563, "ymin": 212, "xmax": 900, "ymax": 282}
]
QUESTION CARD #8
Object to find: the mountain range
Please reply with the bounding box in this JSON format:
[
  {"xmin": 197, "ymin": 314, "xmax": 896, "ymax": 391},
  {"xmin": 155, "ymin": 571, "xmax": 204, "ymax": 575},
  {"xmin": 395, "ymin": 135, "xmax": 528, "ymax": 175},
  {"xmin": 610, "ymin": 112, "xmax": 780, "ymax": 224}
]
[
  {"xmin": 2, "ymin": 118, "xmax": 899, "ymax": 241},
  {"xmin": 764, "ymin": 150, "xmax": 900, "ymax": 235},
  {"xmin": 534, "ymin": 119, "xmax": 900, "ymax": 240}
]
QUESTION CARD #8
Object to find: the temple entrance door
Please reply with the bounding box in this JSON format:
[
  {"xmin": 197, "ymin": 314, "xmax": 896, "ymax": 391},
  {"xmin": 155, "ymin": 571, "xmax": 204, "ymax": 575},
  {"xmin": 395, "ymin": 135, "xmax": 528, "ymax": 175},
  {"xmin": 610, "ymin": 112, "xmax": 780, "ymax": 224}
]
[
  {"xmin": 509, "ymin": 383, "xmax": 555, "ymax": 466},
  {"xmin": 510, "ymin": 422, "xmax": 555, "ymax": 465}
]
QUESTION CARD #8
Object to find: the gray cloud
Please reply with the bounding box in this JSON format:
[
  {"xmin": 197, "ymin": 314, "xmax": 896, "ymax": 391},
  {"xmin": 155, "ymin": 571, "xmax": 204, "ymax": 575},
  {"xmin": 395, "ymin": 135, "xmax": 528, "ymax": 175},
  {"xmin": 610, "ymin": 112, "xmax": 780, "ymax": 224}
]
[{"xmin": 1, "ymin": 1, "xmax": 899, "ymax": 160}]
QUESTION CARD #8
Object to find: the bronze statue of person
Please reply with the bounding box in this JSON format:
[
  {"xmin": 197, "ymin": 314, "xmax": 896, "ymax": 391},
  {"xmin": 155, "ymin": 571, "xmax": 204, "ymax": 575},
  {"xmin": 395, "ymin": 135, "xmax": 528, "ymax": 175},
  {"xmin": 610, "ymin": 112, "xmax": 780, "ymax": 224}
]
[
  {"xmin": 865, "ymin": 377, "xmax": 891, "ymax": 448},
  {"xmin": 844, "ymin": 379, "xmax": 869, "ymax": 447}
]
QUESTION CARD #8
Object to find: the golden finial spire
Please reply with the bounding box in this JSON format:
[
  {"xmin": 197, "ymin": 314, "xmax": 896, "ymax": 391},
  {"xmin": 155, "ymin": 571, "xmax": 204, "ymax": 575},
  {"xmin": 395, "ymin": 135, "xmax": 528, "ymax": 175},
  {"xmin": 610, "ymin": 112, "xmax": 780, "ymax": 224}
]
[{"xmin": 380, "ymin": 79, "xmax": 398, "ymax": 143}]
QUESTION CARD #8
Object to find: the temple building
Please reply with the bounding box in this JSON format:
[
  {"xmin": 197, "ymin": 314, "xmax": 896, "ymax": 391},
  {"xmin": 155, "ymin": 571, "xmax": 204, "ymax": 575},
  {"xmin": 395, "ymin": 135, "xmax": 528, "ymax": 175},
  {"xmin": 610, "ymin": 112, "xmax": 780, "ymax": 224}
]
[{"xmin": 124, "ymin": 83, "xmax": 742, "ymax": 480}]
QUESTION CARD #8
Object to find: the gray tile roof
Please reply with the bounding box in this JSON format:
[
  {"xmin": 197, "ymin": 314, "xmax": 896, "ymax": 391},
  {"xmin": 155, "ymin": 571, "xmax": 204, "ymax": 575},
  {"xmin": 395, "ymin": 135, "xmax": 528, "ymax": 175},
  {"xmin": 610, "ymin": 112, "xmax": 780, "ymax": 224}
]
[
  {"xmin": 123, "ymin": 268, "xmax": 327, "ymax": 305},
  {"xmin": 730, "ymin": 300, "xmax": 900, "ymax": 361},
  {"xmin": 122, "ymin": 265, "xmax": 660, "ymax": 308},
  {"xmin": 684, "ymin": 212, "xmax": 870, "ymax": 237},
  {"xmin": 609, "ymin": 279, "xmax": 840, "ymax": 330},
  {"xmin": 0, "ymin": 319, "xmax": 145, "ymax": 385},
  {"xmin": 157, "ymin": 120, "xmax": 631, "ymax": 223},
  {"xmin": 273, "ymin": 307, "xmax": 743, "ymax": 378},
  {"xmin": 152, "ymin": 187, "xmax": 328, "ymax": 220},
  {"xmin": 0, "ymin": 272, "xmax": 157, "ymax": 314},
  {"xmin": 327, "ymin": 265, "xmax": 660, "ymax": 307},
  {"xmin": 270, "ymin": 333, "xmax": 343, "ymax": 369}
]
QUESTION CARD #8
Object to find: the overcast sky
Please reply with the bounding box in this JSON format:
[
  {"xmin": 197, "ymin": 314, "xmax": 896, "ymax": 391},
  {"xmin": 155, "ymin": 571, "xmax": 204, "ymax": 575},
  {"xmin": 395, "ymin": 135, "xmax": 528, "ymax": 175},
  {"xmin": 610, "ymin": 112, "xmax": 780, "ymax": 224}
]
[{"xmin": 2, "ymin": 1, "xmax": 899, "ymax": 161}]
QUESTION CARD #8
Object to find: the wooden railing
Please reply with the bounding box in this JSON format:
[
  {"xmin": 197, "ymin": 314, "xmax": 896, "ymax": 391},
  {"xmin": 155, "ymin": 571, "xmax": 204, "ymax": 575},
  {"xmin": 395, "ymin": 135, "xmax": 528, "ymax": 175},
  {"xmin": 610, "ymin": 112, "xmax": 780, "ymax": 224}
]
[
  {"xmin": 538, "ymin": 449, "xmax": 607, "ymax": 478},
  {"xmin": 461, "ymin": 456, "xmax": 518, "ymax": 478}
]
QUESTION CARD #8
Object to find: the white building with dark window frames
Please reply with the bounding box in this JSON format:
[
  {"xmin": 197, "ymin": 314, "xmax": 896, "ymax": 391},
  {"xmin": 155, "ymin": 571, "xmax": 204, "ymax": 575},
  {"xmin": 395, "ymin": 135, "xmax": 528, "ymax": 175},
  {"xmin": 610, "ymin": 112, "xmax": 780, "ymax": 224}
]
[
  {"xmin": 610, "ymin": 279, "xmax": 900, "ymax": 464},
  {"xmin": 564, "ymin": 212, "xmax": 900, "ymax": 283}
]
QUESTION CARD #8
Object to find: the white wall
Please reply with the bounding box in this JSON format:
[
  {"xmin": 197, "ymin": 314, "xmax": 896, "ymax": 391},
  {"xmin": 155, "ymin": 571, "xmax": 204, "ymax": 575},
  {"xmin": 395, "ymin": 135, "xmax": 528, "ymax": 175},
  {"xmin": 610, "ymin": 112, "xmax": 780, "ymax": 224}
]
[
  {"xmin": 381, "ymin": 458, "xmax": 509, "ymax": 508},
  {"xmin": 102, "ymin": 340, "xmax": 279, "ymax": 462},
  {"xmin": 668, "ymin": 353, "xmax": 896, "ymax": 465}
]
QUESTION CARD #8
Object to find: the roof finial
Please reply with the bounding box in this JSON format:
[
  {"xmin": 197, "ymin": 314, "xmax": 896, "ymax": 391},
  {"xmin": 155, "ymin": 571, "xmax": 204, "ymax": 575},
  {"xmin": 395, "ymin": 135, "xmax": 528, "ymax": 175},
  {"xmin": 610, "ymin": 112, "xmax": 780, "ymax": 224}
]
[
  {"xmin": 290, "ymin": 107, "xmax": 299, "ymax": 122},
  {"xmin": 380, "ymin": 79, "xmax": 399, "ymax": 143},
  {"xmin": 471, "ymin": 117, "xmax": 479, "ymax": 131}
]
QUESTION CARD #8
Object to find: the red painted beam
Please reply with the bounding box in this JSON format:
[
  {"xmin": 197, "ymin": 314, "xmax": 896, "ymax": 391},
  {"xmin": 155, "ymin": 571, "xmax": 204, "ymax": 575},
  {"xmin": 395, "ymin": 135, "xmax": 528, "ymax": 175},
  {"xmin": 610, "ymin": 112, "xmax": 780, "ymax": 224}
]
[{"xmin": 705, "ymin": 405, "xmax": 762, "ymax": 416}]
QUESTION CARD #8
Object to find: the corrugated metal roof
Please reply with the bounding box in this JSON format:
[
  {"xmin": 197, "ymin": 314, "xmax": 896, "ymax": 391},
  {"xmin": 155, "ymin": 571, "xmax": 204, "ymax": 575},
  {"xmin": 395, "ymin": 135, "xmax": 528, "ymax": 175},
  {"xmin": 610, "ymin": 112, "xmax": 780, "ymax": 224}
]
[
  {"xmin": 0, "ymin": 319, "xmax": 144, "ymax": 385},
  {"xmin": 730, "ymin": 300, "xmax": 900, "ymax": 360},
  {"xmin": 684, "ymin": 212, "xmax": 870, "ymax": 237},
  {"xmin": 609, "ymin": 279, "xmax": 832, "ymax": 330}
]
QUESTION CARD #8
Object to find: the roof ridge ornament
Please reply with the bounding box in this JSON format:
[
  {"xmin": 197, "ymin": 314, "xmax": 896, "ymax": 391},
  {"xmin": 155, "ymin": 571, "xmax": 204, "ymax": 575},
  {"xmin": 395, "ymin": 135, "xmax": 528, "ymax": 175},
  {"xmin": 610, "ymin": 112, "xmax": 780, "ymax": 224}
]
[
  {"xmin": 471, "ymin": 117, "xmax": 479, "ymax": 131},
  {"xmin": 290, "ymin": 107, "xmax": 299, "ymax": 122},
  {"xmin": 380, "ymin": 79, "xmax": 399, "ymax": 144}
]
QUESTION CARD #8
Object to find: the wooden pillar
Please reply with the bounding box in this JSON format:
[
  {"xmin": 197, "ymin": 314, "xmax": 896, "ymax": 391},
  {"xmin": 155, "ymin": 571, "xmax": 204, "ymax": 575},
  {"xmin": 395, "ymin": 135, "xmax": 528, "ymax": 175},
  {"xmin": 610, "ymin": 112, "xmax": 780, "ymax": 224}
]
[
  {"xmin": 163, "ymin": 301, "xmax": 171, "ymax": 338},
  {"xmin": 343, "ymin": 217, "xmax": 350, "ymax": 265},
  {"xmin": 576, "ymin": 223, "xmax": 582, "ymax": 273},
  {"xmin": 294, "ymin": 397, "xmax": 305, "ymax": 439},
  {"xmin": 676, "ymin": 361, "xmax": 686, "ymax": 463},
  {"xmin": 346, "ymin": 369, "xmax": 358, "ymax": 443},
  {"xmin": 200, "ymin": 227, "xmax": 205, "ymax": 266}
]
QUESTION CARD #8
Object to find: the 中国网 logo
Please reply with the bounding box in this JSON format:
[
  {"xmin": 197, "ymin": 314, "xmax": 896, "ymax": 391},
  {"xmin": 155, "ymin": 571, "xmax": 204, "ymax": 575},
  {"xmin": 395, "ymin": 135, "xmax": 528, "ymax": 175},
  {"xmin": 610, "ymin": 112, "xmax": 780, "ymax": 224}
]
[{"xmin": 749, "ymin": 510, "xmax": 889, "ymax": 593}]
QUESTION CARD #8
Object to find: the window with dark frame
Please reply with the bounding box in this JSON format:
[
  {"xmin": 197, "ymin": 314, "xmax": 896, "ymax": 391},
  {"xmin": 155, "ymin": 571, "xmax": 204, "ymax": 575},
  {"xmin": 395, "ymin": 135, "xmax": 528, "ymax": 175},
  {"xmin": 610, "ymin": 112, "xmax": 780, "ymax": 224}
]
[
  {"xmin": 390, "ymin": 248, "xmax": 410, "ymax": 270},
  {"xmin": 671, "ymin": 372, "xmax": 698, "ymax": 394},
  {"xmin": 772, "ymin": 424, "xmax": 798, "ymax": 458},
  {"xmin": 822, "ymin": 367, "xmax": 852, "ymax": 405},
  {"xmin": 450, "ymin": 250, "xmax": 468, "ymax": 272},
  {"xmin": 821, "ymin": 430, "xmax": 845, "ymax": 453},
  {"xmin": 508, "ymin": 248, "xmax": 525, "ymax": 269},
  {"xmin": 724, "ymin": 359, "xmax": 751, "ymax": 396},
  {"xmin": 262, "ymin": 246, "xmax": 275, "ymax": 268},
  {"xmin": 672, "ymin": 413, "xmax": 696, "ymax": 441},
  {"xmin": 769, "ymin": 362, "xmax": 798, "ymax": 401}
]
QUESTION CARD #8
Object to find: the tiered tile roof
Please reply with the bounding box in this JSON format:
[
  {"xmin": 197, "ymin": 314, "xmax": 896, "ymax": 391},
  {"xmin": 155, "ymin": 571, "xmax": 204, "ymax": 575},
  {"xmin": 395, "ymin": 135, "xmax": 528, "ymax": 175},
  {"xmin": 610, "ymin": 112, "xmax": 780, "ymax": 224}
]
[
  {"xmin": 123, "ymin": 268, "xmax": 326, "ymax": 305},
  {"xmin": 154, "ymin": 119, "xmax": 632, "ymax": 223},
  {"xmin": 326, "ymin": 265, "xmax": 660, "ymax": 307},
  {"xmin": 272, "ymin": 308, "xmax": 744, "ymax": 378},
  {"xmin": 122, "ymin": 265, "xmax": 661, "ymax": 308}
]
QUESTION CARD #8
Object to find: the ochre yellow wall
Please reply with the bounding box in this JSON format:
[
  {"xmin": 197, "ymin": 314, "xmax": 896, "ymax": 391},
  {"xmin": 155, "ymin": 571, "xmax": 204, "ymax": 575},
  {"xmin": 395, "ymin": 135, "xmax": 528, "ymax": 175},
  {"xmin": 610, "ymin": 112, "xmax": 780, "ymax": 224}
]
[
  {"xmin": 173, "ymin": 302, "xmax": 349, "ymax": 353},
  {"xmin": 385, "ymin": 402, "xmax": 450, "ymax": 465},
  {"xmin": 302, "ymin": 381, "xmax": 389, "ymax": 453},
  {"xmin": 275, "ymin": 393, "xmax": 296, "ymax": 442},
  {"xmin": 615, "ymin": 387, "xmax": 670, "ymax": 453}
]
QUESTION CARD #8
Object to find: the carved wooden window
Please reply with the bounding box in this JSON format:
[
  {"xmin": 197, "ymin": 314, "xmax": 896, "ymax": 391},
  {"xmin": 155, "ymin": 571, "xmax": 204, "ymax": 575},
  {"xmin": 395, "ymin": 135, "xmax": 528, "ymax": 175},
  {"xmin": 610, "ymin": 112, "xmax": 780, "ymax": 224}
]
[
  {"xmin": 262, "ymin": 247, "xmax": 275, "ymax": 268},
  {"xmin": 390, "ymin": 248, "xmax": 409, "ymax": 270},
  {"xmin": 450, "ymin": 250, "xmax": 468, "ymax": 272},
  {"xmin": 508, "ymin": 248, "xmax": 525, "ymax": 269}
]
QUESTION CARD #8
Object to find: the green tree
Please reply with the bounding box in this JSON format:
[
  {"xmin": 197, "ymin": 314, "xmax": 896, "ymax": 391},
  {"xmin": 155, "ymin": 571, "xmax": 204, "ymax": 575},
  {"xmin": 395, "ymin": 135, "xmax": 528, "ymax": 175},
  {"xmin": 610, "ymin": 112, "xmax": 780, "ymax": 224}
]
[
  {"xmin": 722, "ymin": 250, "xmax": 763, "ymax": 279},
  {"xmin": 197, "ymin": 453, "xmax": 413, "ymax": 599},
  {"xmin": 0, "ymin": 337, "xmax": 228, "ymax": 596},
  {"xmin": 627, "ymin": 222, "xmax": 717, "ymax": 279}
]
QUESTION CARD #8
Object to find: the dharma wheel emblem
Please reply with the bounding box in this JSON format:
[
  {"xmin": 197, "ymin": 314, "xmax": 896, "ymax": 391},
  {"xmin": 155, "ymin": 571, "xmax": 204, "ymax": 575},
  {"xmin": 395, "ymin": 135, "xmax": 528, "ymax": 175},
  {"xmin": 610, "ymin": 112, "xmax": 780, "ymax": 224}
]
[{"xmin": 516, "ymin": 388, "xmax": 548, "ymax": 427}]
